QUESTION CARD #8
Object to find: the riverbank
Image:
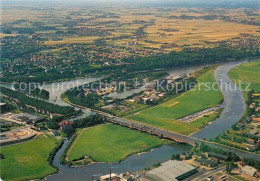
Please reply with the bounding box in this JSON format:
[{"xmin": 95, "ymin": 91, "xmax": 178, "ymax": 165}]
[
  {"xmin": 212, "ymin": 60, "xmax": 260, "ymax": 153},
  {"xmin": 192, "ymin": 60, "xmax": 247, "ymax": 139},
  {"xmin": 1, "ymin": 59, "xmax": 254, "ymax": 181},
  {"xmin": 126, "ymin": 66, "xmax": 223, "ymax": 135}
]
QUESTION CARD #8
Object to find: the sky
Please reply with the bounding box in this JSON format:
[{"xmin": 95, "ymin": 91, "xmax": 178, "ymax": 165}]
[{"xmin": 1, "ymin": 0, "xmax": 259, "ymax": 8}]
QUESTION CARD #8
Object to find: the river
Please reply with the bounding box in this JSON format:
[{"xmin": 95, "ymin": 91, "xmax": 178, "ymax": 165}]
[
  {"xmin": 107, "ymin": 64, "xmax": 208, "ymax": 99},
  {"xmin": 0, "ymin": 60, "xmax": 252, "ymax": 180},
  {"xmin": 192, "ymin": 60, "xmax": 247, "ymax": 139},
  {"xmin": 47, "ymin": 140, "xmax": 191, "ymax": 181}
]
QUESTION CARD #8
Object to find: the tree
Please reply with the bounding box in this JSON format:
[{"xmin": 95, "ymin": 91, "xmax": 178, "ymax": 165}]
[
  {"xmin": 0, "ymin": 153, "xmax": 4, "ymax": 159},
  {"xmin": 1, "ymin": 87, "xmax": 76, "ymax": 115},
  {"xmin": 63, "ymin": 124, "xmax": 75, "ymax": 134},
  {"xmin": 46, "ymin": 120, "xmax": 59, "ymax": 129},
  {"xmin": 195, "ymin": 141, "xmax": 198, "ymax": 148},
  {"xmin": 226, "ymin": 163, "xmax": 231, "ymax": 173},
  {"xmin": 199, "ymin": 142, "xmax": 209, "ymax": 152},
  {"xmin": 171, "ymin": 154, "xmax": 176, "ymax": 160},
  {"xmin": 175, "ymin": 154, "xmax": 181, "ymax": 160}
]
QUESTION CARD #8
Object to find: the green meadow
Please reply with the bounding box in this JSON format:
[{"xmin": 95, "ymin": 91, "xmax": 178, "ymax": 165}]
[
  {"xmin": 67, "ymin": 124, "xmax": 166, "ymax": 163},
  {"xmin": 0, "ymin": 135, "xmax": 60, "ymax": 181},
  {"xmin": 127, "ymin": 67, "xmax": 223, "ymax": 135},
  {"xmin": 228, "ymin": 60, "xmax": 260, "ymax": 96},
  {"xmin": 128, "ymin": 109, "xmax": 222, "ymax": 135}
]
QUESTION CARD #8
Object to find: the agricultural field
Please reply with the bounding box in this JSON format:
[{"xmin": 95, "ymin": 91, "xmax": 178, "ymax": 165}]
[
  {"xmin": 67, "ymin": 124, "xmax": 167, "ymax": 163},
  {"xmin": 1, "ymin": 6, "xmax": 259, "ymax": 83},
  {"xmin": 0, "ymin": 135, "xmax": 60, "ymax": 181},
  {"xmin": 44, "ymin": 36, "xmax": 99, "ymax": 45},
  {"xmin": 145, "ymin": 19, "xmax": 259, "ymax": 46},
  {"xmin": 228, "ymin": 60, "xmax": 260, "ymax": 97},
  {"xmin": 127, "ymin": 68, "xmax": 223, "ymax": 135},
  {"xmin": 2, "ymin": 7, "xmax": 259, "ymax": 49}
]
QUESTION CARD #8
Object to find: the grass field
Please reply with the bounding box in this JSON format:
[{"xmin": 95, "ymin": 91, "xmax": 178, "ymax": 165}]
[
  {"xmin": 127, "ymin": 67, "xmax": 223, "ymax": 135},
  {"xmin": 67, "ymin": 124, "xmax": 166, "ymax": 163},
  {"xmin": 0, "ymin": 135, "xmax": 60, "ymax": 181},
  {"xmin": 128, "ymin": 109, "xmax": 222, "ymax": 135},
  {"xmin": 228, "ymin": 60, "xmax": 260, "ymax": 96}
]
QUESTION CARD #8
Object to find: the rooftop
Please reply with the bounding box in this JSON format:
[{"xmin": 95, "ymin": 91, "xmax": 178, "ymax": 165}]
[
  {"xmin": 241, "ymin": 165, "xmax": 257, "ymax": 176},
  {"xmin": 208, "ymin": 152, "xmax": 228, "ymax": 160},
  {"xmin": 194, "ymin": 158, "xmax": 218, "ymax": 167},
  {"xmin": 146, "ymin": 160, "xmax": 195, "ymax": 181},
  {"xmin": 59, "ymin": 120, "xmax": 72, "ymax": 126},
  {"xmin": 0, "ymin": 102, "xmax": 6, "ymax": 106}
]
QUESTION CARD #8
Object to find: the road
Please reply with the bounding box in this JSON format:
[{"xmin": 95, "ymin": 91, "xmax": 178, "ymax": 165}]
[{"xmin": 190, "ymin": 166, "xmax": 226, "ymax": 181}]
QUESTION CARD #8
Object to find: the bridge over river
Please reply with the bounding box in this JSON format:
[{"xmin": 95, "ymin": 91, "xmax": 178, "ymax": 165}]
[
  {"xmin": 89, "ymin": 60, "xmax": 247, "ymax": 145},
  {"xmin": 41, "ymin": 59, "xmax": 259, "ymax": 181},
  {"xmin": 92, "ymin": 107, "xmax": 260, "ymax": 161},
  {"xmin": 59, "ymin": 59, "xmax": 259, "ymax": 161},
  {"xmin": 87, "ymin": 59, "xmax": 260, "ymax": 161}
]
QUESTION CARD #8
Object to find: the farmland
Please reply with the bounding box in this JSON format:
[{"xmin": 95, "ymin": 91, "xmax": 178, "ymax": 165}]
[
  {"xmin": 67, "ymin": 124, "xmax": 167, "ymax": 163},
  {"xmin": 0, "ymin": 135, "xmax": 60, "ymax": 181},
  {"xmin": 1, "ymin": 6, "xmax": 259, "ymax": 83},
  {"xmin": 0, "ymin": 1, "xmax": 260, "ymax": 181},
  {"xmin": 127, "ymin": 67, "xmax": 223, "ymax": 135},
  {"xmin": 44, "ymin": 36, "xmax": 99, "ymax": 45},
  {"xmin": 145, "ymin": 18, "xmax": 259, "ymax": 46}
]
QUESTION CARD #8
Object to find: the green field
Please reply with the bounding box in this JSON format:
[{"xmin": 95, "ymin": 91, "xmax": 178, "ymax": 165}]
[
  {"xmin": 128, "ymin": 109, "xmax": 222, "ymax": 135},
  {"xmin": 67, "ymin": 124, "xmax": 166, "ymax": 163},
  {"xmin": 127, "ymin": 68, "xmax": 223, "ymax": 135},
  {"xmin": 228, "ymin": 60, "xmax": 260, "ymax": 96},
  {"xmin": 0, "ymin": 135, "xmax": 60, "ymax": 181}
]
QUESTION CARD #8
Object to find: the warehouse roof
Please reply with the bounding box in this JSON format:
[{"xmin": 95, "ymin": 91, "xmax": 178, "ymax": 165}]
[
  {"xmin": 241, "ymin": 165, "xmax": 257, "ymax": 176},
  {"xmin": 146, "ymin": 160, "xmax": 195, "ymax": 181},
  {"xmin": 208, "ymin": 152, "xmax": 228, "ymax": 160}
]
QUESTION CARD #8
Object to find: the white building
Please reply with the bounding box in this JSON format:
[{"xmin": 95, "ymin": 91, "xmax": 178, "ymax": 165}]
[
  {"xmin": 241, "ymin": 165, "xmax": 257, "ymax": 176},
  {"xmin": 145, "ymin": 160, "xmax": 196, "ymax": 181}
]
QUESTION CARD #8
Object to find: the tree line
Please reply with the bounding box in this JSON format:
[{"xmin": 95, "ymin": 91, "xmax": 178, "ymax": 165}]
[
  {"xmin": 0, "ymin": 87, "xmax": 76, "ymax": 115},
  {"xmin": 1, "ymin": 46, "xmax": 259, "ymax": 83},
  {"xmin": 14, "ymin": 84, "xmax": 50, "ymax": 99}
]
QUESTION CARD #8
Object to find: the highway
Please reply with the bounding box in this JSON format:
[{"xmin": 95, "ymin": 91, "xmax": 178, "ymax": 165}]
[{"xmin": 191, "ymin": 166, "xmax": 226, "ymax": 181}]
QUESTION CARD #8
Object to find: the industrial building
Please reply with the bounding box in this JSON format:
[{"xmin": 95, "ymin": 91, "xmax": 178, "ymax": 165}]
[
  {"xmin": 145, "ymin": 160, "xmax": 196, "ymax": 181},
  {"xmin": 0, "ymin": 112, "xmax": 45, "ymax": 124},
  {"xmin": 241, "ymin": 165, "xmax": 257, "ymax": 176}
]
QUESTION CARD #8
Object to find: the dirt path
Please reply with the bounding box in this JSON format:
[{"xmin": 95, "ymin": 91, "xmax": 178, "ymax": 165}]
[{"xmin": 66, "ymin": 128, "xmax": 86, "ymax": 160}]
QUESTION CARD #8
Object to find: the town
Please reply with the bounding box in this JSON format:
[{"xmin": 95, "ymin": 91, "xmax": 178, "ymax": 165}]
[{"xmin": 0, "ymin": 1, "xmax": 260, "ymax": 181}]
